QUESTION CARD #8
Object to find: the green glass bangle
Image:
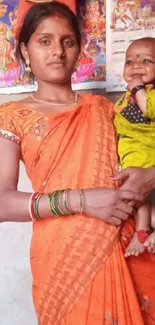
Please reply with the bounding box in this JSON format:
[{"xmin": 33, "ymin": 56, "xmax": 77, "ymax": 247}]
[
  {"xmin": 34, "ymin": 193, "xmax": 42, "ymax": 220},
  {"xmin": 57, "ymin": 190, "xmax": 68, "ymax": 216},
  {"xmin": 49, "ymin": 191, "xmax": 66, "ymax": 216},
  {"xmin": 49, "ymin": 191, "xmax": 59, "ymax": 216},
  {"xmin": 49, "ymin": 190, "xmax": 74, "ymax": 217},
  {"xmin": 54, "ymin": 190, "xmax": 66, "ymax": 216}
]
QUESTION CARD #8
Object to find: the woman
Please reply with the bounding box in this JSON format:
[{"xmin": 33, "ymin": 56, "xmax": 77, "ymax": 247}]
[{"xmin": 0, "ymin": 2, "xmax": 155, "ymax": 325}]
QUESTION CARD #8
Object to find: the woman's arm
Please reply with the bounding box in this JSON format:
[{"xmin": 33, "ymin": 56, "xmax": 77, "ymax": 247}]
[
  {"xmin": 0, "ymin": 137, "xmax": 143, "ymax": 224},
  {"xmin": 0, "ymin": 137, "xmax": 50, "ymax": 222}
]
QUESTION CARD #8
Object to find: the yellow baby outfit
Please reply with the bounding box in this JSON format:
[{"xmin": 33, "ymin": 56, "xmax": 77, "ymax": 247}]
[{"xmin": 114, "ymin": 84, "xmax": 155, "ymax": 169}]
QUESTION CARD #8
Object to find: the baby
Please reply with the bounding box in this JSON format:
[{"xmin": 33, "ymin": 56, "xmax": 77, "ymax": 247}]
[{"xmin": 114, "ymin": 37, "xmax": 155, "ymax": 257}]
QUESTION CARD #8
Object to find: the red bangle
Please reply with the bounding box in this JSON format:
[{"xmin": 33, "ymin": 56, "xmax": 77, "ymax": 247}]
[{"xmin": 29, "ymin": 192, "xmax": 39, "ymax": 222}]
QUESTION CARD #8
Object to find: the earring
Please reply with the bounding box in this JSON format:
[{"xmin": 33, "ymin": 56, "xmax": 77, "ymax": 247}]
[{"xmin": 25, "ymin": 59, "xmax": 31, "ymax": 72}]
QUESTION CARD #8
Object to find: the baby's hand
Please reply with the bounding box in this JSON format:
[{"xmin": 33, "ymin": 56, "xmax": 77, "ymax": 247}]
[{"xmin": 127, "ymin": 75, "xmax": 145, "ymax": 92}]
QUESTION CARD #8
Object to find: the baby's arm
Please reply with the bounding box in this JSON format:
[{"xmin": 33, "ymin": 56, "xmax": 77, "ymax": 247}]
[
  {"xmin": 127, "ymin": 75, "xmax": 147, "ymax": 113},
  {"xmin": 127, "ymin": 75, "xmax": 155, "ymax": 118},
  {"xmin": 134, "ymin": 88, "xmax": 146, "ymax": 114},
  {"xmin": 135, "ymin": 87, "xmax": 155, "ymax": 120}
]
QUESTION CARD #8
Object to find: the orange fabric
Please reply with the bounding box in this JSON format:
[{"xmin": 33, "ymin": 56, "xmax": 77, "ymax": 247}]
[
  {"xmin": 16, "ymin": 0, "xmax": 76, "ymax": 36},
  {"xmin": 0, "ymin": 95, "xmax": 155, "ymax": 325}
]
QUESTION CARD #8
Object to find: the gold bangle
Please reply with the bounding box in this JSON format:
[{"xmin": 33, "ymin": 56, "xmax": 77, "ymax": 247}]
[
  {"xmin": 64, "ymin": 189, "xmax": 73, "ymax": 215},
  {"xmin": 78, "ymin": 189, "xmax": 84, "ymax": 214}
]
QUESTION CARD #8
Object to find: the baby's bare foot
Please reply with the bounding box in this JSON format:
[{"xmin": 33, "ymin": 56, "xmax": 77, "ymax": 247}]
[
  {"xmin": 124, "ymin": 232, "xmax": 145, "ymax": 258},
  {"xmin": 144, "ymin": 230, "xmax": 155, "ymax": 253}
]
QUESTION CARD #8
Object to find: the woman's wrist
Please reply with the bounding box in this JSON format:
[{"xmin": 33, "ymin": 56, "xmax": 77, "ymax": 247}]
[{"xmin": 32, "ymin": 188, "xmax": 86, "ymax": 222}]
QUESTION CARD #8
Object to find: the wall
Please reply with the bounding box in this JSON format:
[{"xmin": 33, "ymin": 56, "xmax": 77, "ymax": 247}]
[{"xmin": 0, "ymin": 90, "xmax": 121, "ymax": 325}]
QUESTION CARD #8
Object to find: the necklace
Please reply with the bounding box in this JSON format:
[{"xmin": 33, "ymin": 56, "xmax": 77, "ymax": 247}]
[{"xmin": 31, "ymin": 92, "xmax": 78, "ymax": 107}]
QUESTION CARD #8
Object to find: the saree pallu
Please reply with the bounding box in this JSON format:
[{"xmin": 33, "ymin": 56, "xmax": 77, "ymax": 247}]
[{"xmin": 0, "ymin": 94, "xmax": 155, "ymax": 325}]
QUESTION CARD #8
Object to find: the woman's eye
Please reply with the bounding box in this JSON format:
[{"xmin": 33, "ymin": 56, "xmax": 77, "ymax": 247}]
[
  {"xmin": 125, "ymin": 60, "xmax": 133, "ymax": 65},
  {"xmin": 63, "ymin": 39, "xmax": 73, "ymax": 47},
  {"xmin": 143, "ymin": 58, "xmax": 154, "ymax": 64},
  {"xmin": 40, "ymin": 39, "xmax": 50, "ymax": 45}
]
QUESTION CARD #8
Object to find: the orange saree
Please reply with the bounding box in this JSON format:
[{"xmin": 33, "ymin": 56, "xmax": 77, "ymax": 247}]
[{"xmin": 0, "ymin": 94, "xmax": 155, "ymax": 325}]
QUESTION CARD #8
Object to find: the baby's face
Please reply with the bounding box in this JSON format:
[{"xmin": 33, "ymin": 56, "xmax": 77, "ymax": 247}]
[{"xmin": 124, "ymin": 40, "xmax": 155, "ymax": 84}]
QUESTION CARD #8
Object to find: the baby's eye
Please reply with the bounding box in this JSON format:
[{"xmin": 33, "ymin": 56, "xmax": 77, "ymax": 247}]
[
  {"xmin": 143, "ymin": 58, "xmax": 154, "ymax": 64},
  {"xmin": 125, "ymin": 60, "xmax": 133, "ymax": 65}
]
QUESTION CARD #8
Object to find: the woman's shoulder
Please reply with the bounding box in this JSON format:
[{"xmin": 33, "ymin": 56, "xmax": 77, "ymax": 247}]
[
  {"xmin": 0, "ymin": 98, "xmax": 34, "ymax": 121},
  {"xmin": 0, "ymin": 100, "xmax": 24, "ymax": 112},
  {"xmin": 80, "ymin": 93, "xmax": 114, "ymax": 119},
  {"xmin": 0, "ymin": 101, "xmax": 16, "ymax": 111},
  {"xmin": 80, "ymin": 92, "xmax": 114, "ymax": 106}
]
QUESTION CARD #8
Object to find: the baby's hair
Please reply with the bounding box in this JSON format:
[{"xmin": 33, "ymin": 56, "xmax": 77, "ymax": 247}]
[{"xmin": 129, "ymin": 37, "xmax": 155, "ymax": 48}]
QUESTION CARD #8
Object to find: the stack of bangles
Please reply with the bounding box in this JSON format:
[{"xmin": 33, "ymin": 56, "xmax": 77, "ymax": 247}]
[{"xmin": 28, "ymin": 189, "xmax": 84, "ymax": 222}]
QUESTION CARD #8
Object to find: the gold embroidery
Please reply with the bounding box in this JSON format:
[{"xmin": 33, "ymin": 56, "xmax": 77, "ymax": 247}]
[
  {"xmin": 26, "ymin": 117, "xmax": 49, "ymax": 141},
  {"xmin": 0, "ymin": 128, "xmax": 20, "ymax": 144}
]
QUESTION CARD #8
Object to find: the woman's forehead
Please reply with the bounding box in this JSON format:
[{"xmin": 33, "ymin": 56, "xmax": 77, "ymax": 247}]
[{"xmin": 33, "ymin": 16, "xmax": 75, "ymax": 35}]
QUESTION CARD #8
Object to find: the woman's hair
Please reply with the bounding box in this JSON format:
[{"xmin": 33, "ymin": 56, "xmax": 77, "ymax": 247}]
[{"xmin": 16, "ymin": 1, "xmax": 81, "ymax": 61}]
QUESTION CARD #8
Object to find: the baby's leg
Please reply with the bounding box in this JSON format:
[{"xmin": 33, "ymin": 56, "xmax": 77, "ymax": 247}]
[
  {"xmin": 125, "ymin": 201, "xmax": 151, "ymax": 257},
  {"xmin": 144, "ymin": 207, "xmax": 155, "ymax": 253}
]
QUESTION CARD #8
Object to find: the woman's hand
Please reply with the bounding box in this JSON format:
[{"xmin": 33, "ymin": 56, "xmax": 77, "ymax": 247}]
[
  {"xmin": 113, "ymin": 167, "xmax": 155, "ymax": 200},
  {"xmin": 69, "ymin": 187, "xmax": 144, "ymax": 226}
]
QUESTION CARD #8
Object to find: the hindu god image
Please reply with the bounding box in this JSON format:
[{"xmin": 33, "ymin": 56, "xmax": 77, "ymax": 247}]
[
  {"xmin": 0, "ymin": 22, "xmax": 21, "ymax": 87},
  {"xmin": 0, "ymin": 0, "xmax": 22, "ymax": 89}
]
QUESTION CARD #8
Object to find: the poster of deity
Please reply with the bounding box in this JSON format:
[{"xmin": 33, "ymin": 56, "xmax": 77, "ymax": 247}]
[
  {"xmin": 106, "ymin": 0, "xmax": 155, "ymax": 92},
  {"xmin": 72, "ymin": 0, "xmax": 106, "ymax": 90},
  {"xmin": 0, "ymin": 0, "xmax": 35, "ymax": 94}
]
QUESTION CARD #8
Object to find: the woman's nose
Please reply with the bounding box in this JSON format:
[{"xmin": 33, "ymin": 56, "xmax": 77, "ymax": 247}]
[{"xmin": 51, "ymin": 39, "xmax": 64, "ymax": 57}]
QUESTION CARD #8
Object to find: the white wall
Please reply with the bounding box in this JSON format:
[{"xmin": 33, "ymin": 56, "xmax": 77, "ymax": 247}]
[{"xmin": 0, "ymin": 94, "xmax": 37, "ymax": 325}]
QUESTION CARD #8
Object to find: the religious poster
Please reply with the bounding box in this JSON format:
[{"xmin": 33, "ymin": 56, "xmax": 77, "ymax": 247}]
[
  {"xmin": 106, "ymin": 0, "xmax": 155, "ymax": 92},
  {"xmin": 72, "ymin": 0, "xmax": 106, "ymax": 90},
  {"xmin": 0, "ymin": 0, "xmax": 36, "ymax": 94}
]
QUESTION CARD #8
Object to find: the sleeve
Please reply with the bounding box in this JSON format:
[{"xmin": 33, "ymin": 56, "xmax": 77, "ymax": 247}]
[
  {"xmin": 0, "ymin": 103, "xmax": 22, "ymax": 145},
  {"xmin": 145, "ymin": 89, "xmax": 155, "ymax": 120}
]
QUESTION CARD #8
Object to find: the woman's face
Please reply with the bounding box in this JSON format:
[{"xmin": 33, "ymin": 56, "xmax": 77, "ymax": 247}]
[{"xmin": 21, "ymin": 16, "xmax": 80, "ymax": 84}]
